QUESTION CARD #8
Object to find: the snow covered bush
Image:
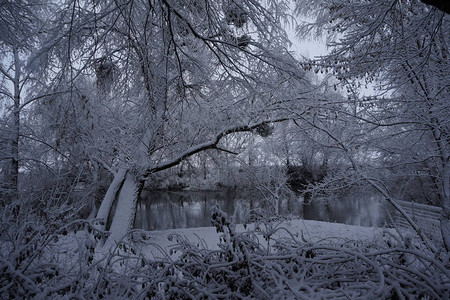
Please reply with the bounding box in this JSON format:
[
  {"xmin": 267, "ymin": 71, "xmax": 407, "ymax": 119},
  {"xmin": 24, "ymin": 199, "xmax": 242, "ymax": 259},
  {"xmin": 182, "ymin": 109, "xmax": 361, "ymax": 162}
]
[
  {"xmin": 1, "ymin": 205, "xmax": 448, "ymax": 299},
  {"xmin": 0, "ymin": 196, "xmax": 108, "ymax": 299},
  {"xmin": 134, "ymin": 207, "xmax": 449, "ymax": 299}
]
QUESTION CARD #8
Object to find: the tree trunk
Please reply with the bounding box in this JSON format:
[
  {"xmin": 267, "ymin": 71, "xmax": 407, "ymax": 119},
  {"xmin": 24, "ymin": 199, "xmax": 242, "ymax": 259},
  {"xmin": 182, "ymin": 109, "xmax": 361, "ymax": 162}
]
[
  {"xmin": 5, "ymin": 46, "xmax": 21, "ymax": 204},
  {"xmin": 430, "ymin": 120, "xmax": 450, "ymax": 252},
  {"xmin": 95, "ymin": 168, "xmax": 128, "ymax": 230},
  {"xmin": 103, "ymin": 172, "xmax": 142, "ymax": 248},
  {"xmin": 87, "ymin": 162, "xmax": 101, "ymax": 220},
  {"xmin": 96, "ymin": 170, "xmax": 143, "ymax": 250}
]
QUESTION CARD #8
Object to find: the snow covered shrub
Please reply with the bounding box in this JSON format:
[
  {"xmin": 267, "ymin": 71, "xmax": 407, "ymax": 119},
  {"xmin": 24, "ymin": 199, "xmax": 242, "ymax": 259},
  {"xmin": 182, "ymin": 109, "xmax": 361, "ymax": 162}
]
[
  {"xmin": 0, "ymin": 195, "xmax": 108, "ymax": 299},
  {"xmin": 136, "ymin": 206, "xmax": 270, "ymax": 298},
  {"xmin": 2, "ymin": 204, "xmax": 448, "ymax": 299},
  {"xmin": 131, "ymin": 207, "xmax": 449, "ymax": 299}
]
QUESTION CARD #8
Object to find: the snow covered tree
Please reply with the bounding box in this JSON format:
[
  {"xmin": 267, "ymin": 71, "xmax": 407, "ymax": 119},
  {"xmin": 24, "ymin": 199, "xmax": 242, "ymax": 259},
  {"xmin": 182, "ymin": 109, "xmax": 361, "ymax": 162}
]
[
  {"xmin": 33, "ymin": 0, "xmax": 310, "ymax": 247},
  {"xmin": 296, "ymin": 0, "xmax": 449, "ymax": 251},
  {"xmin": 0, "ymin": 1, "xmax": 56, "ymax": 204}
]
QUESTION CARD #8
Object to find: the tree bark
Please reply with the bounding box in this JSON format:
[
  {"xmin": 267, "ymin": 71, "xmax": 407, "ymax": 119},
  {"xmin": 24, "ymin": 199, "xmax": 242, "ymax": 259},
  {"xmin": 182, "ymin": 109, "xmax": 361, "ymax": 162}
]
[
  {"xmin": 102, "ymin": 172, "xmax": 142, "ymax": 249},
  {"xmin": 95, "ymin": 168, "xmax": 128, "ymax": 231},
  {"xmin": 5, "ymin": 46, "xmax": 21, "ymax": 205}
]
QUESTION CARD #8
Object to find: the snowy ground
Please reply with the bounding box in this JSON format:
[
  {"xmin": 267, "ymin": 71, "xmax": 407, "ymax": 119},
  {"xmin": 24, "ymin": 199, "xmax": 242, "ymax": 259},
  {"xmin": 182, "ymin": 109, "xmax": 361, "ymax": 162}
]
[{"xmin": 137, "ymin": 218, "xmax": 394, "ymax": 259}]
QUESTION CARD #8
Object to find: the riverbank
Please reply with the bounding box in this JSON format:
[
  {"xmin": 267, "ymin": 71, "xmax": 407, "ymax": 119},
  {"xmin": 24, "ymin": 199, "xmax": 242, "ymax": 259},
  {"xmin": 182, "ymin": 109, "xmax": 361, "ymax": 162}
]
[{"xmin": 137, "ymin": 218, "xmax": 394, "ymax": 259}]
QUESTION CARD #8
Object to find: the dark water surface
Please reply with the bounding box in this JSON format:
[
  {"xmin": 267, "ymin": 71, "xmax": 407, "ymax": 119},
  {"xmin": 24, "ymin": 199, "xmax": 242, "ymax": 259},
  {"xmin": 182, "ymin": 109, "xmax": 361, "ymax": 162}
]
[{"xmin": 135, "ymin": 189, "xmax": 391, "ymax": 231}]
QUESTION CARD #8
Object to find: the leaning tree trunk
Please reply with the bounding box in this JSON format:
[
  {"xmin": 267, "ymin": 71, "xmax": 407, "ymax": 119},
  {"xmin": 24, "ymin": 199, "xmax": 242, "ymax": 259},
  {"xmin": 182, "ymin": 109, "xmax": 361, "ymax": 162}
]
[
  {"xmin": 95, "ymin": 170, "xmax": 143, "ymax": 250},
  {"xmin": 95, "ymin": 168, "xmax": 143, "ymax": 250},
  {"xmin": 95, "ymin": 168, "xmax": 128, "ymax": 231},
  {"xmin": 103, "ymin": 172, "xmax": 142, "ymax": 249}
]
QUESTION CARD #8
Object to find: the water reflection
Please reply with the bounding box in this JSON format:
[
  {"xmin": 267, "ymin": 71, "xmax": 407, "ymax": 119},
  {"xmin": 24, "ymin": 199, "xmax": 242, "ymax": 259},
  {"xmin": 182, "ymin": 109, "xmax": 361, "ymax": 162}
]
[
  {"xmin": 135, "ymin": 189, "xmax": 389, "ymax": 231},
  {"xmin": 303, "ymin": 189, "xmax": 388, "ymax": 227},
  {"xmin": 136, "ymin": 190, "xmax": 237, "ymax": 230}
]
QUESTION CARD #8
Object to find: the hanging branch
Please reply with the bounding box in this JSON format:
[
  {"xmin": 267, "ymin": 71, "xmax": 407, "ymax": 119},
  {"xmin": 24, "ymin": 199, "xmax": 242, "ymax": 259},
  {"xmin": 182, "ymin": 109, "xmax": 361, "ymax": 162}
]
[{"xmin": 141, "ymin": 118, "xmax": 289, "ymax": 179}]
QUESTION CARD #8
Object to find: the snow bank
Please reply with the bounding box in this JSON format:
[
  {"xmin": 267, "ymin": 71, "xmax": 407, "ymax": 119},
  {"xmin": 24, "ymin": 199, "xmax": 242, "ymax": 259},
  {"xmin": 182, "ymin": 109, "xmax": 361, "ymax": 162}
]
[{"xmin": 139, "ymin": 218, "xmax": 392, "ymax": 258}]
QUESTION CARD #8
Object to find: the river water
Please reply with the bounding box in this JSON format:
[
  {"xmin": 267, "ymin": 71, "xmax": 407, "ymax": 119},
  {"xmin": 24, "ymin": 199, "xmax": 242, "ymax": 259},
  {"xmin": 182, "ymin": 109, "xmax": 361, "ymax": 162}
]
[{"xmin": 135, "ymin": 188, "xmax": 392, "ymax": 231}]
